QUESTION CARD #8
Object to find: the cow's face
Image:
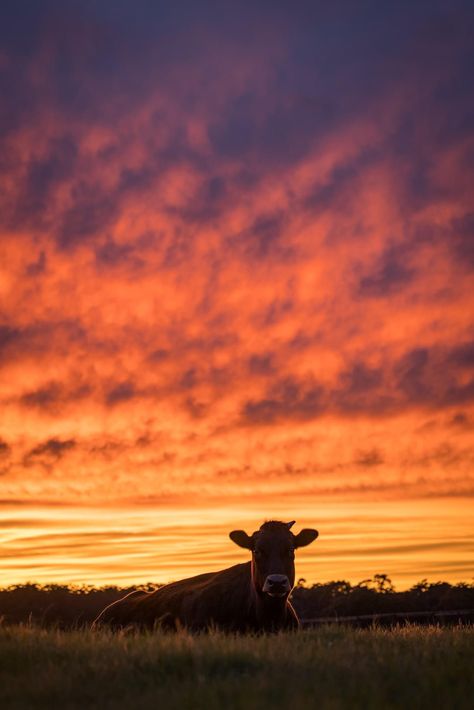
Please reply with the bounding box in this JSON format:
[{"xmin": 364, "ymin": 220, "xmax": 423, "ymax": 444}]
[{"xmin": 229, "ymin": 521, "xmax": 318, "ymax": 598}]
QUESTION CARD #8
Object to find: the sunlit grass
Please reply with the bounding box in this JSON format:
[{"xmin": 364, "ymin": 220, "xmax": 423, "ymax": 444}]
[{"xmin": 1, "ymin": 625, "xmax": 473, "ymax": 709}]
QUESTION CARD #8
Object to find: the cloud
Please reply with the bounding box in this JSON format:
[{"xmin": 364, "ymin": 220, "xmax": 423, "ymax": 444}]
[
  {"xmin": 94, "ymin": 237, "xmax": 146, "ymax": 270},
  {"xmin": 239, "ymin": 339, "xmax": 474, "ymax": 425},
  {"xmin": 19, "ymin": 382, "xmax": 91, "ymax": 412},
  {"xmin": 395, "ymin": 348, "xmax": 430, "ymax": 402},
  {"xmin": 242, "ymin": 377, "xmax": 324, "ymax": 425},
  {"xmin": 105, "ymin": 381, "xmax": 137, "ymax": 406},
  {"xmin": 447, "ymin": 340, "xmax": 474, "ymax": 369},
  {"xmin": 0, "ymin": 439, "xmax": 11, "ymax": 457},
  {"xmin": 0, "ymin": 326, "xmax": 22, "ymax": 355},
  {"xmin": 449, "ymin": 412, "xmax": 473, "ymax": 429},
  {"xmin": 247, "ymin": 353, "xmax": 276, "ymax": 377},
  {"xmin": 357, "ymin": 245, "xmax": 416, "ymax": 298},
  {"xmin": 57, "ymin": 183, "xmax": 119, "ymax": 250},
  {"xmin": 354, "ymin": 448, "xmax": 385, "ymax": 467},
  {"xmin": 19, "ymin": 383, "xmax": 62, "ymax": 410},
  {"xmin": 25, "ymin": 250, "xmax": 47, "ymax": 277},
  {"xmin": 228, "ymin": 212, "xmax": 295, "ymax": 262},
  {"xmin": 450, "ymin": 212, "xmax": 474, "ymax": 267},
  {"xmin": 0, "ymin": 0, "xmax": 473, "ymax": 526},
  {"xmin": 24, "ymin": 438, "xmax": 76, "ymax": 464},
  {"xmin": 0, "ymin": 320, "xmax": 86, "ymax": 368}
]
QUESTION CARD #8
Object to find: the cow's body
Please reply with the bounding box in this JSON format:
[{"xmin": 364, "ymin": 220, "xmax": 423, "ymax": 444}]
[
  {"xmin": 93, "ymin": 520, "xmax": 318, "ymax": 632},
  {"xmin": 94, "ymin": 561, "xmax": 299, "ymax": 632}
]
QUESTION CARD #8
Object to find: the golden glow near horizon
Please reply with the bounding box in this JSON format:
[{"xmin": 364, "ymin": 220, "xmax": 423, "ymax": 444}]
[
  {"xmin": 1, "ymin": 497, "xmax": 473, "ymax": 589},
  {"xmin": 0, "ymin": 3, "xmax": 473, "ymax": 588}
]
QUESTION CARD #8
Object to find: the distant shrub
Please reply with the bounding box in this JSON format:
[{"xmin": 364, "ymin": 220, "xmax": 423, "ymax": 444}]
[
  {"xmin": 291, "ymin": 576, "xmax": 474, "ymax": 619},
  {"xmin": 0, "ymin": 582, "xmax": 160, "ymax": 627}
]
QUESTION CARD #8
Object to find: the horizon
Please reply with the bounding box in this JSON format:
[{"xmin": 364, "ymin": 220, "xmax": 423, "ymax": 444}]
[{"xmin": 1, "ymin": 1, "xmax": 473, "ymax": 591}]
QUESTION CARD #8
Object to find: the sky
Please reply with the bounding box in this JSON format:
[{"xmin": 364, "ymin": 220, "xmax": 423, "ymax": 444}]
[{"xmin": 0, "ymin": 0, "xmax": 473, "ymax": 589}]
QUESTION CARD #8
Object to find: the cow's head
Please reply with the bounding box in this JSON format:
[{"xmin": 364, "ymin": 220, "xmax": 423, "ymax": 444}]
[{"xmin": 229, "ymin": 520, "xmax": 318, "ymax": 598}]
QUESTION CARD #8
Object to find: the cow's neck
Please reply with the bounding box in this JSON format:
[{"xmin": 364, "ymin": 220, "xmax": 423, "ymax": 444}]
[
  {"xmin": 254, "ymin": 591, "xmax": 288, "ymax": 628},
  {"xmin": 248, "ymin": 577, "xmax": 289, "ymax": 630}
]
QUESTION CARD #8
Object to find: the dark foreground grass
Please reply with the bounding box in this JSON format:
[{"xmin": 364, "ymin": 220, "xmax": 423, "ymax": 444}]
[{"xmin": 1, "ymin": 625, "xmax": 472, "ymax": 710}]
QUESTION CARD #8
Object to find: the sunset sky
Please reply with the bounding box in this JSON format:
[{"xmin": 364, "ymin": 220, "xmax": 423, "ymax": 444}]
[{"xmin": 1, "ymin": 0, "xmax": 473, "ymax": 589}]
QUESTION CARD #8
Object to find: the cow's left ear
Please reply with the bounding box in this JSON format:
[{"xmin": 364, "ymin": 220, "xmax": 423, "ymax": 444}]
[
  {"xmin": 293, "ymin": 529, "xmax": 319, "ymax": 548},
  {"xmin": 229, "ymin": 530, "xmax": 254, "ymax": 550}
]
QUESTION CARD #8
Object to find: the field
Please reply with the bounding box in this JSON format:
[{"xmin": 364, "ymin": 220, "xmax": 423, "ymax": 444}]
[{"xmin": 1, "ymin": 625, "xmax": 473, "ymax": 709}]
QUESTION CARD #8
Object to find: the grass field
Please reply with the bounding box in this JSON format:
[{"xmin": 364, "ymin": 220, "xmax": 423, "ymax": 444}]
[{"xmin": 1, "ymin": 625, "xmax": 472, "ymax": 709}]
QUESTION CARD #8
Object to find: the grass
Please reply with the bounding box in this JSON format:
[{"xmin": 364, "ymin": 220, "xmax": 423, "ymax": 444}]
[{"xmin": 0, "ymin": 625, "xmax": 473, "ymax": 709}]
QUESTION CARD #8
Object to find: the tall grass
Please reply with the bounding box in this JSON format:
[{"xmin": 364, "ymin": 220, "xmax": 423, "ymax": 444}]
[{"xmin": 1, "ymin": 625, "xmax": 472, "ymax": 709}]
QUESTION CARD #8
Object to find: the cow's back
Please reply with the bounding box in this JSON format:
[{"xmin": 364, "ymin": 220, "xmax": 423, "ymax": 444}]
[
  {"xmin": 179, "ymin": 562, "xmax": 254, "ymax": 631},
  {"xmin": 94, "ymin": 562, "xmax": 253, "ymax": 630}
]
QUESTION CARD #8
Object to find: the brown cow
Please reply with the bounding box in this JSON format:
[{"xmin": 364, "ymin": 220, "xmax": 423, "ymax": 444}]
[{"xmin": 93, "ymin": 520, "xmax": 318, "ymax": 632}]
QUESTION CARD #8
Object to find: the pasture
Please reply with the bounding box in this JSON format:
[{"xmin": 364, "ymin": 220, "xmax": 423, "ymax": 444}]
[{"xmin": 1, "ymin": 625, "xmax": 472, "ymax": 709}]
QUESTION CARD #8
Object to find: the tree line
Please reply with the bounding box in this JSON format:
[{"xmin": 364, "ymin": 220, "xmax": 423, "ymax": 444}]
[{"xmin": 0, "ymin": 575, "xmax": 472, "ymax": 627}]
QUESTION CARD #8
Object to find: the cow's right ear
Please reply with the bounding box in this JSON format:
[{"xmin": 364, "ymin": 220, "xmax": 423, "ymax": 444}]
[{"xmin": 229, "ymin": 530, "xmax": 254, "ymax": 550}]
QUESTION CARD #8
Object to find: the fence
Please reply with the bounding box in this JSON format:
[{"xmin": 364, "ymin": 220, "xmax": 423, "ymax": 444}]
[{"xmin": 301, "ymin": 608, "xmax": 474, "ymax": 626}]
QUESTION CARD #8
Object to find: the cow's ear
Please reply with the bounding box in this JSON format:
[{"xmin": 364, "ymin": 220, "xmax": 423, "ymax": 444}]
[
  {"xmin": 229, "ymin": 530, "xmax": 254, "ymax": 550},
  {"xmin": 293, "ymin": 528, "xmax": 319, "ymax": 548}
]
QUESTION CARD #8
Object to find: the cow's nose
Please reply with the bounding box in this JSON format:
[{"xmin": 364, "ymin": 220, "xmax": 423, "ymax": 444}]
[{"xmin": 262, "ymin": 575, "xmax": 291, "ymax": 596}]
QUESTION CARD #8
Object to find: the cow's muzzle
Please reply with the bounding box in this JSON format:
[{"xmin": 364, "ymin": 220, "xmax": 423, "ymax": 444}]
[{"xmin": 262, "ymin": 574, "xmax": 291, "ymax": 597}]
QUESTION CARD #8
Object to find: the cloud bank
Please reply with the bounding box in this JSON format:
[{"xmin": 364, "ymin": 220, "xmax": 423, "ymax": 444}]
[{"xmin": 0, "ymin": 0, "xmax": 473, "ymax": 584}]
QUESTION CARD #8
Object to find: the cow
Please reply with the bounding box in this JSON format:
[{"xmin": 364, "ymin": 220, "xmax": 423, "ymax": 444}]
[{"xmin": 93, "ymin": 520, "xmax": 318, "ymax": 632}]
